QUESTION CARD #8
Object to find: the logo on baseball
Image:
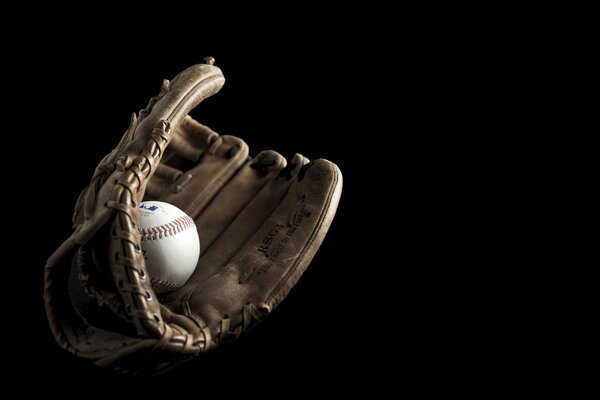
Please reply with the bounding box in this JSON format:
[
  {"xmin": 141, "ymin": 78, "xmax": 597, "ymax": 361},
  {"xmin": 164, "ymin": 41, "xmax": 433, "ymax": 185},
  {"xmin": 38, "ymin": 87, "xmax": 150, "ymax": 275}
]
[{"xmin": 138, "ymin": 201, "xmax": 200, "ymax": 293}]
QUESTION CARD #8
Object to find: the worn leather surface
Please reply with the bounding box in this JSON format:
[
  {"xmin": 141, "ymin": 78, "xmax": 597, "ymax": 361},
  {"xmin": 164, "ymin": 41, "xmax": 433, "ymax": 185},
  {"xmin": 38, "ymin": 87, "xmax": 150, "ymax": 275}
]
[{"xmin": 44, "ymin": 60, "xmax": 342, "ymax": 374}]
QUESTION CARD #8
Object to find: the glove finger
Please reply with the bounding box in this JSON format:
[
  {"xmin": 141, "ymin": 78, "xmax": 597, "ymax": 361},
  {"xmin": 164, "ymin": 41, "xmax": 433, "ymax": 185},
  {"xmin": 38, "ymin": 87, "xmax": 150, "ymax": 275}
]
[
  {"xmin": 179, "ymin": 158, "xmax": 342, "ymax": 337},
  {"xmin": 194, "ymin": 149, "xmax": 287, "ymax": 252},
  {"xmin": 164, "ymin": 117, "xmax": 221, "ymax": 165},
  {"xmin": 160, "ymin": 134, "xmax": 248, "ymax": 216},
  {"xmin": 145, "ymin": 117, "xmax": 248, "ymax": 203},
  {"xmin": 149, "ymin": 145, "xmax": 249, "ymax": 220},
  {"xmin": 164, "ymin": 153, "xmax": 308, "ymax": 305}
]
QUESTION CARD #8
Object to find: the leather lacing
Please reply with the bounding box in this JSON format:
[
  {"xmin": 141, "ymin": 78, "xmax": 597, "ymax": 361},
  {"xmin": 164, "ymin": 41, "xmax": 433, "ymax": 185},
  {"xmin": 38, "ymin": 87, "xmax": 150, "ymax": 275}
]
[
  {"xmin": 216, "ymin": 302, "xmax": 271, "ymax": 343},
  {"xmin": 83, "ymin": 112, "xmax": 292, "ymax": 358},
  {"xmin": 225, "ymin": 144, "xmax": 240, "ymax": 159},
  {"xmin": 250, "ymin": 158, "xmax": 276, "ymax": 176},
  {"xmin": 250, "ymin": 154, "xmax": 297, "ymax": 179},
  {"xmin": 207, "ymin": 134, "xmax": 223, "ymax": 155},
  {"xmin": 104, "ymin": 120, "xmax": 211, "ymax": 355},
  {"xmin": 278, "ymin": 162, "xmax": 298, "ymax": 180}
]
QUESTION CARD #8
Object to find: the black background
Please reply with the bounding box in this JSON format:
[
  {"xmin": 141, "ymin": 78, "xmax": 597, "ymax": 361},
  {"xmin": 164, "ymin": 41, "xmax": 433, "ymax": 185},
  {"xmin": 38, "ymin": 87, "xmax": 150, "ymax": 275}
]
[
  {"xmin": 5, "ymin": 18, "xmax": 516, "ymax": 393},
  {"xmin": 14, "ymin": 38, "xmax": 395, "ymax": 390}
]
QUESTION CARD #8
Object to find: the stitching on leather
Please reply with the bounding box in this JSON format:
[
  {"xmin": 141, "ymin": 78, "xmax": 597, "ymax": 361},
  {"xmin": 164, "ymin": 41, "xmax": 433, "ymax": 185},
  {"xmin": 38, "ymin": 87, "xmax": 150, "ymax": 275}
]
[{"xmin": 139, "ymin": 215, "xmax": 195, "ymax": 241}]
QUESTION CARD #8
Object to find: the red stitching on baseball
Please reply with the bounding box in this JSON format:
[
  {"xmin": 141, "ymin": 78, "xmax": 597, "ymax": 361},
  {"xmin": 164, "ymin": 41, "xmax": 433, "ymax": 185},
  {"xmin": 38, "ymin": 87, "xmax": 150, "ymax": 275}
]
[
  {"xmin": 139, "ymin": 215, "xmax": 195, "ymax": 241},
  {"xmin": 150, "ymin": 276, "xmax": 183, "ymax": 291}
]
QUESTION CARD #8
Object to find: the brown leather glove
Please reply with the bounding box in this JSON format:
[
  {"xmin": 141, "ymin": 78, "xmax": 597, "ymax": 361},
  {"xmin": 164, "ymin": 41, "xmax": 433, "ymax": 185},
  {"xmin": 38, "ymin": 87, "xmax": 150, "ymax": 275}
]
[{"xmin": 44, "ymin": 58, "xmax": 342, "ymax": 374}]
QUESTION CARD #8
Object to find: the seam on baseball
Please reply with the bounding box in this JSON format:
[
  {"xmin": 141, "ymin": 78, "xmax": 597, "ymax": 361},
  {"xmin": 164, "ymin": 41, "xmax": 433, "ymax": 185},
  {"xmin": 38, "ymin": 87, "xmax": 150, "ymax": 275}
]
[
  {"xmin": 139, "ymin": 215, "xmax": 196, "ymax": 241},
  {"xmin": 150, "ymin": 276, "xmax": 183, "ymax": 291}
]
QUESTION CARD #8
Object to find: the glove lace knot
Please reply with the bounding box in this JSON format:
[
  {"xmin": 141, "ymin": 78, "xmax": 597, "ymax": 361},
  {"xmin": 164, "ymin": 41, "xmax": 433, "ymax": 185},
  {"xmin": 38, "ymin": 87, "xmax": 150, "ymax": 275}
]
[
  {"xmin": 250, "ymin": 158, "xmax": 277, "ymax": 176},
  {"xmin": 218, "ymin": 302, "xmax": 271, "ymax": 342}
]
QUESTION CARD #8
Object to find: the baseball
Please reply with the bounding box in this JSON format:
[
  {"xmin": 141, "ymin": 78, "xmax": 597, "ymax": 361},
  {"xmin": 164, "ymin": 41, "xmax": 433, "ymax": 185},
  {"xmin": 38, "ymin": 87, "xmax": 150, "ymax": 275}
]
[{"xmin": 138, "ymin": 201, "xmax": 200, "ymax": 293}]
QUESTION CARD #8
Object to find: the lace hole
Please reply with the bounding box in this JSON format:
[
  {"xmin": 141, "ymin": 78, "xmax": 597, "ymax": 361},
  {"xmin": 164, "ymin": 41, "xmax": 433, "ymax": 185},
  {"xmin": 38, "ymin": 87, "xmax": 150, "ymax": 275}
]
[
  {"xmin": 225, "ymin": 145, "xmax": 240, "ymax": 159},
  {"xmin": 298, "ymin": 161, "xmax": 314, "ymax": 182},
  {"xmin": 258, "ymin": 304, "xmax": 271, "ymax": 313}
]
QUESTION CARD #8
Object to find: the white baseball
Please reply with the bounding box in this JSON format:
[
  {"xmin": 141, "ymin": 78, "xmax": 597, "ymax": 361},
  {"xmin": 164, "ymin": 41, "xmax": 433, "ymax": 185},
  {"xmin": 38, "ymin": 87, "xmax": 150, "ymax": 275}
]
[{"xmin": 138, "ymin": 201, "xmax": 200, "ymax": 293}]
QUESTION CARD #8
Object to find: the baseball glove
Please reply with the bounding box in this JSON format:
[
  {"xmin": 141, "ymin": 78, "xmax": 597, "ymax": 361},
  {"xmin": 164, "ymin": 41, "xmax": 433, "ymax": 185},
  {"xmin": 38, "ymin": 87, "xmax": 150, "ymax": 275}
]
[{"xmin": 44, "ymin": 58, "xmax": 342, "ymax": 374}]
